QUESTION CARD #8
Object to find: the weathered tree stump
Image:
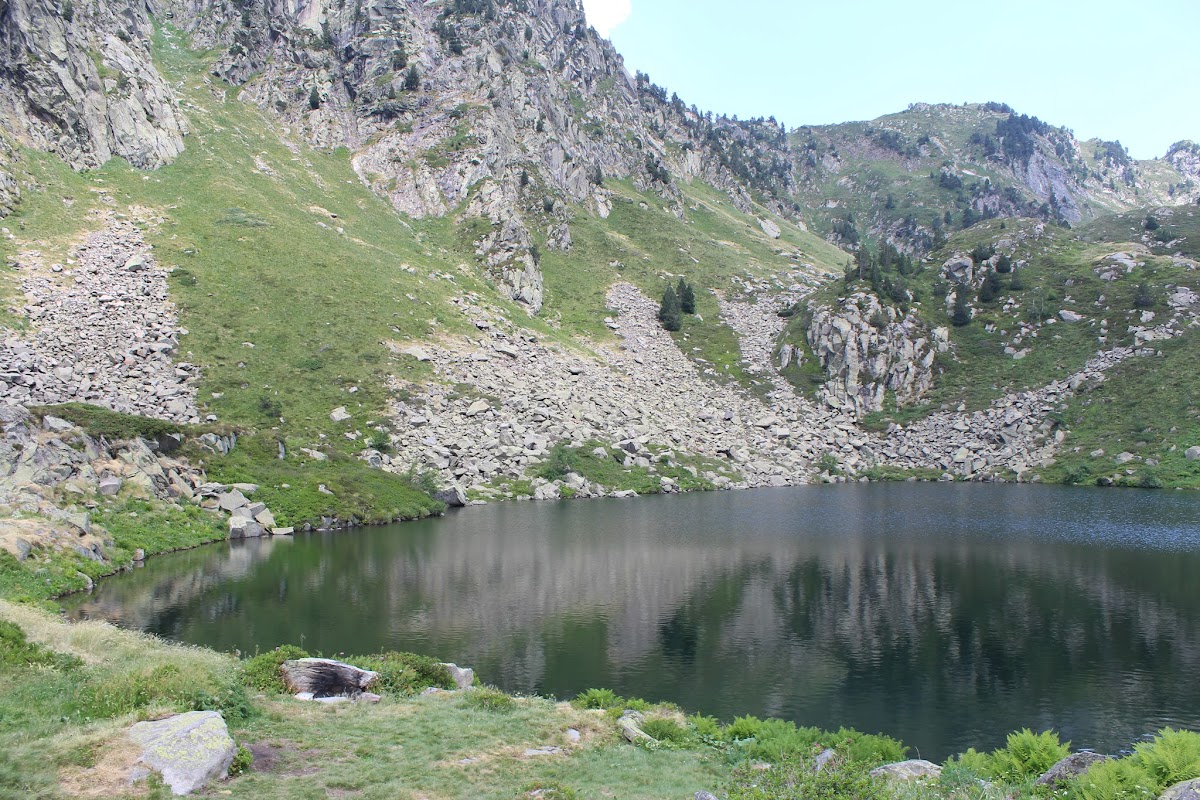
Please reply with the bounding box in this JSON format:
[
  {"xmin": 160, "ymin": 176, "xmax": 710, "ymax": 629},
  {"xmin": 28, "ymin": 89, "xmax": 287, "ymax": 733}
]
[{"xmin": 280, "ymin": 658, "xmax": 379, "ymax": 697}]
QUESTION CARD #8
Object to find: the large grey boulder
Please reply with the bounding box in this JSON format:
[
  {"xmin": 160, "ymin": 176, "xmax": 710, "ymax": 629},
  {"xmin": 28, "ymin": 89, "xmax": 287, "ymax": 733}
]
[
  {"xmin": 127, "ymin": 711, "xmax": 236, "ymax": 796},
  {"xmin": 869, "ymin": 760, "xmax": 943, "ymax": 781},
  {"xmin": 1185, "ymin": 446, "xmax": 1200, "ymax": 461},
  {"xmin": 1161, "ymin": 779, "xmax": 1200, "ymax": 800},
  {"xmin": 281, "ymin": 658, "xmax": 380, "ymax": 697},
  {"xmin": 1036, "ymin": 752, "xmax": 1110, "ymax": 788},
  {"xmin": 434, "ymin": 485, "xmax": 468, "ymax": 507}
]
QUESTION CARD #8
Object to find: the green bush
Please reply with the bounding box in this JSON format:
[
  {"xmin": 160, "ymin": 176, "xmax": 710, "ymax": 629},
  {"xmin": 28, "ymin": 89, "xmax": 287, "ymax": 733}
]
[
  {"xmin": 459, "ymin": 687, "xmax": 516, "ymax": 713},
  {"xmin": 229, "ymin": 744, "xmax": 254, "ymax": 776},
  {"xmin": 1071, "ymin": 756, "xmax": 1156, "ymax": 800},
  {"xmin": 351, "ymin": 651, "xmax": 455, "ymax": 695},
  {"xmin": 689, "ymin": 713, "xmax": 722, "ymax": 739},
  {"xmin": 726, "ymin": 757, "xmax": 885, "ymax": 800},
  {"xmin": 641, "ymin": 717, "xmax": 691, "ymax": 745},
  {"xmin": 1131, "ymin": 728, "xmax": 1200, "ymax": 789},
  {"xmin": 725, "ymin": 715, "xmax": 766, "ymax": 741},
  {"xmin": 243, "ymin": 645, "xmax": 309, "ymax": 694},
  {"xmin": 574, "ymin": 688, "xmax": 622, "ymax": 710},
  {"xmin": 988, "ymin": 728, "xmax": 1070, "ymax": 781}
]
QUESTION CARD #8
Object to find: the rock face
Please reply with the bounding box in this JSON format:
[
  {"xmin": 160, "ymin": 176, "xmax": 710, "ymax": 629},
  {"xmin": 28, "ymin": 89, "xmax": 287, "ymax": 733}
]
[
  {"xmin": 127, "ymin": 711, "xmax": 236, "ymax": 796},
  {"xmin": 802, "ymin": 293, "xmax": 939, "ymax": 414},
  {"xmin": 0, "ymin": 0, "xmax": 187, "ymax": 170},
  {"xmin": 152, "ymin": 0, "xmax": 799, "ymax": 313},
  {"xmin": 1035, "ymin": 752, "xmax": 1110, "ymax": 788},
  {"xmin": 0, "ymin": 215, "xmax": 199, "ymax": 422}
]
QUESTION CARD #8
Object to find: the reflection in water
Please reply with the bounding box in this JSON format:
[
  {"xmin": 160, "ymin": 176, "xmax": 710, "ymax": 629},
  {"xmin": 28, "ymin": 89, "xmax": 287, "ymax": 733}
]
[{"xmin": 68, "ymin": 484, "xmax": 1200, "ymax": 758}]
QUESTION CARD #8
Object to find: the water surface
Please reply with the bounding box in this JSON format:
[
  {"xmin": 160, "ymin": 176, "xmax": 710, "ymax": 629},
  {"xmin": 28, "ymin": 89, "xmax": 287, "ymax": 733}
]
[{"xmin": 67, "ymin": 484, "xmax": 1200, "ymax": 759}]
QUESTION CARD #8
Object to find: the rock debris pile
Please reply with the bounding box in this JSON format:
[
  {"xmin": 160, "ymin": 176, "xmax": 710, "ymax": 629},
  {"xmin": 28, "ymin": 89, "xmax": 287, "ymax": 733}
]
[{"xmin": 0, "ymin": 219, "xmax": 198, "ymax": 422}]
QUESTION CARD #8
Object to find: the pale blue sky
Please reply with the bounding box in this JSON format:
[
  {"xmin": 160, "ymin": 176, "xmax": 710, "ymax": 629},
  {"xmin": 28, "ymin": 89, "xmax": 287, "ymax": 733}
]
[{"xmin": 586, "ymin": 0, "xmax": 1199, "ymax": 159}]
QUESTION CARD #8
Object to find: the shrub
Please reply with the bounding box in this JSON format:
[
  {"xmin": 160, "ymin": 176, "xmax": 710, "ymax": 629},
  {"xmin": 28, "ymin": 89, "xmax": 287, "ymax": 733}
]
[
  {"xmin": 229, "ymin": 744, "xmax": 254, "ymax": 776},
  {"xmin": 574, "ymin": 688, "xmax": 622, "ymax": 710},
  {"xmin": 243, "ymin": 645, "xmax": 309, "ymax": 694},
  {"xmin": 460, "ymin": 687, "xmax": 516, "ymax": 713},
  {"xmin": 1134, "ymin": 282, "xmax": 1156, "ymax": 309},
  {"xmin": 641, "ymin": 717, "xmax": 691, "ymax": 744},
  {"xmin": 308, "ymin": 87, "xmax": 321, "ymax": 110},
  {"xmin": 1072, "ymin": 756, "xmax": 1156, "ymax": 800},
  {"xmin": 351, "ymin": 651, "xmax": 455, "ymax": 695},
  {"xmin": 725, "ymin": 714, "xmax": 765, "ymax": 741},
  {"xmin": 1131, "ymin": 727, "xmax": 1200, "ymax": 788},
  {"xmin": 988, "ymin": 728, "xmax": 1070, "ymax": 781},
  {"xmin": 689, "ymin": 713, "xmax": 722, "ymax": 739},
  {"xmin": 726, "ymin": 757, "xmax": 885, "ymax": 800}
]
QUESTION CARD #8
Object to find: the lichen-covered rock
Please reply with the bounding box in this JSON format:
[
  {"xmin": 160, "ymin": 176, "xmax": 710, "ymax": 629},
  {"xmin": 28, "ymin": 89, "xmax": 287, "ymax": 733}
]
[
  {"xmin": 1036, "ymin": 752, "xmax": 1110, "ymax": 788},
  {"xmin": 869, "ymin": 759, "xmax": 942, "ymax": 781},
  {"xmin": 127, "ymin": 711, "xmax": 236, "ymax": 796}
]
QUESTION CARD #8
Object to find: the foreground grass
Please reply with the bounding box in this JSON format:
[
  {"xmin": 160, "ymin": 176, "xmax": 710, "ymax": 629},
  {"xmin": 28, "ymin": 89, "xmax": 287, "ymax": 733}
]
[{"xmin": 3, "ymin": 604, "xmax": 1198, "ymax": 800}]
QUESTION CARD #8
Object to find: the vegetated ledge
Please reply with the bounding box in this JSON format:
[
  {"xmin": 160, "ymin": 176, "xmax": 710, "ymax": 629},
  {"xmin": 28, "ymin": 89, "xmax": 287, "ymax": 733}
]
[
  {"xmin": 1, "ymin": 600, "xmax": 1198, "ymax": 800},
  {"xmin": 0, "ymin": 403, "xmax": 444, "ymax": 606}
]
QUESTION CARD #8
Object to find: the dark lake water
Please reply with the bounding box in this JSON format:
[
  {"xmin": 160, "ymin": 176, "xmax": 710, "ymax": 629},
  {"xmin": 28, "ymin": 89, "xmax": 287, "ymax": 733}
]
[{"xmin": 66, "ymin": 484, "xmax": 1200, "ymax": 760}]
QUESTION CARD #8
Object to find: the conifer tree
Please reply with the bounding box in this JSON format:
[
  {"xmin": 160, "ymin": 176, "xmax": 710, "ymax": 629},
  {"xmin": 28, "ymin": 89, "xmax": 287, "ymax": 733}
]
[
  {"xmin": 659, "ymin": 285, "xmax": 682, "ymax": 331},
  {"xmin": 952, "ymin": 284, "xmax": 972, "ymax": 326},
  {"xmin": 677, "ymin": 278, "xmax": 696, "ymax": 314}
]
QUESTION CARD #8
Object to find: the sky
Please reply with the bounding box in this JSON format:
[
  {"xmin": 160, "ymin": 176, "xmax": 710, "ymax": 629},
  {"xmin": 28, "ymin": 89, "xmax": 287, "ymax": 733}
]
[{"xmin": 581, "ymin": 0, "xmax": 1199, "ymax": 159}]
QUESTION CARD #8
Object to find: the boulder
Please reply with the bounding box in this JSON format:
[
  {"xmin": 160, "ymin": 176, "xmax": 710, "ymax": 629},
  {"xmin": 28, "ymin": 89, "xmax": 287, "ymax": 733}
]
[
  {"xmin": 617, "ymin": 711, "xmax": 654, "ymax": 744},
  {"xmin": 217, "ymin": 489, "xmax": 248, "ymax": 511},
  {"xmin": 281, "ymin": 658, "xmax": 380, "ymax": 697},
  {"xmin": 97, "ymin": 476, "xmax": 123, "ymax": 496},
  {"xmin": 330, "ymin": 406, "xmax": 352, "ymax": 423},
  {"xmin": 869, "ymin": 760, "xmax": 943, "ymax": 781},
  {"xmin": 759, "ymin": 218, "xmax": 782, "ymax": 239},
  {"xmin": 228, "ymin": 517, "xmax": 264, "ymax": 539},
  {"xmin": 1161, "ymin": 778, "xmax": 1200, "ymax": 800},
  {"xmin": 1036, "ymin": 752, "xmax": 1110, "ymax": 788},
  {"xmin": 1186, "ymin": 446, "xmax": 1200, "ymax": 461},
  {"xmin": 127, "ymin": 711, "xmax": 236, "ymax": 796},
  {"xmin": 441, "ymin": 663, "xmax": 475, "ymax": 690},
  {"xmin": 435, "ymin": 485, "xmax": 468, "ymax": 507},
  {"xmin": 1059, "ymin": 310, "xmax": 1085, "ymax": 322}
]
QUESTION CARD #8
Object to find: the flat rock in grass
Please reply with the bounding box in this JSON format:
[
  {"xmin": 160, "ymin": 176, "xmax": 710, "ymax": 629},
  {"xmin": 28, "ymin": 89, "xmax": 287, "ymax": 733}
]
[
  {"xmin": 127, "ymin": 711, "xmax": 236, "ymax": 796},
  {"xmin": 1036, "ymin": 752, "xmax": 1110, "ymax": 788},
  {"xmin": 869, "ymin": 760, "xmax": 942, "ymax": 781},
  {"xmin": 281, "ymin": 658, "xmax": 379, "ymax": 697},
  {"xmin": 1161, "ymin": 779, "xmax": 1200, "ymax": 800}
]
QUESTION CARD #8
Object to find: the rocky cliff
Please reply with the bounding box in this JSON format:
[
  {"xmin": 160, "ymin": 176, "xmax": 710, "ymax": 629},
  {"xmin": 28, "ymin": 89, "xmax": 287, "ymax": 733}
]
[
  {"xmin": 800, "ymin": 294, "xmax": 944, "ymax": 415},
  {"xmin": 0, "ymin": 0, "xmax": 187, "ymax": 170},
  {"xmin": 152, "ymin": 0, "xmax": 796, "ymax": 311}
]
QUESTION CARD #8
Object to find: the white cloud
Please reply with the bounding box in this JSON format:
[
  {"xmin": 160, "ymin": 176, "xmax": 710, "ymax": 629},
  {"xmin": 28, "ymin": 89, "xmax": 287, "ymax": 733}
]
[{"xmin": 581, "ymin": 0, "xmax": 632, "ymax": 38}]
